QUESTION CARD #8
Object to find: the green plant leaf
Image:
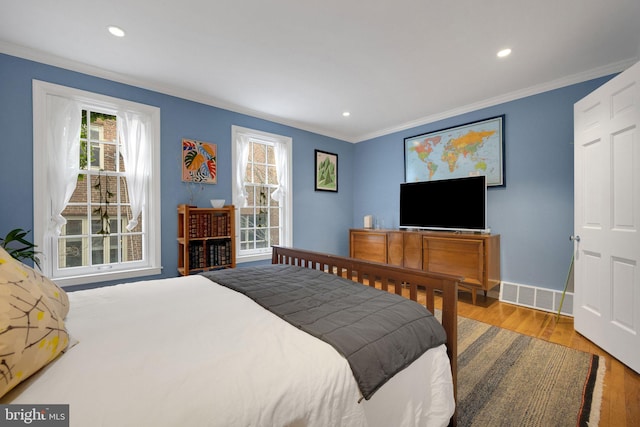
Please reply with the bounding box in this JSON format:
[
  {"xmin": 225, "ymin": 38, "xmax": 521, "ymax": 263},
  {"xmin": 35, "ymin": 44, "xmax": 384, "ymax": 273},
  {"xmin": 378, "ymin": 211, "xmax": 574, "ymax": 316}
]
[{"xmin": 0, "ymin": 228, "xmax": 41, "ymax": 269}]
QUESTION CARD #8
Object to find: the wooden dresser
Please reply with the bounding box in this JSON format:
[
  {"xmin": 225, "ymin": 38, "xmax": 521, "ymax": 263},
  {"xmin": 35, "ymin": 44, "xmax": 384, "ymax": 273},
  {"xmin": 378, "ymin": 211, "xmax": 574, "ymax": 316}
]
[{"xmin": 349, "ymin": 228, "xmax": 500, "ymax": 304}]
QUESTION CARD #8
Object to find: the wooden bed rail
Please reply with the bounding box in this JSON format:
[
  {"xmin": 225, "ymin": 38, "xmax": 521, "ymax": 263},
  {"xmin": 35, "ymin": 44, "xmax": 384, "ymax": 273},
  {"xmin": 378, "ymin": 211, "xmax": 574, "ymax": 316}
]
[{"xmin": 272, "ymin": 245, "xmax": 459, "ymax": 424}]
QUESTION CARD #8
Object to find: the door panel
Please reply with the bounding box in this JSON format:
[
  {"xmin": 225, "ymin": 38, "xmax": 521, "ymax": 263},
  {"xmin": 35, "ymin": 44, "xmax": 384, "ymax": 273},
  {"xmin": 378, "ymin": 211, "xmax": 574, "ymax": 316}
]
[
  {"xmin": 582, "ymin": 137, "xmax": 604, "ymax": 227},
  {"xmin": 581, "ymin": 250, "xmax": 603, "ymax": 315},
  {"xmin": 574, "ymin": 61, "xmax": 640, "ymax": 373},
  {"xmin": 611, "ymin": 257, "xmax": 634, "ymax": 331},
  {"xmin": 612, "ymin": 127, "xmax": 635, "ymax": 229}
]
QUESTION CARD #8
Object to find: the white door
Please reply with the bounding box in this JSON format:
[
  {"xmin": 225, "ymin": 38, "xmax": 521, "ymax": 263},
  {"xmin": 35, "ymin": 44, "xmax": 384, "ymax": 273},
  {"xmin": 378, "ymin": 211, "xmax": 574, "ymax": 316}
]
[{"xmin": 574, "ymin": 61, "xmax": 640, "ymax": 373}]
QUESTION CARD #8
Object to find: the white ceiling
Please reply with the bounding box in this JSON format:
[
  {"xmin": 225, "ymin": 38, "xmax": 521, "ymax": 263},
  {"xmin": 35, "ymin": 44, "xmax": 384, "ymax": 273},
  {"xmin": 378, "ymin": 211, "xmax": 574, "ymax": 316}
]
[{"xmin": 2, "ymin": 0, "xmax": 639, "ymax": 142}]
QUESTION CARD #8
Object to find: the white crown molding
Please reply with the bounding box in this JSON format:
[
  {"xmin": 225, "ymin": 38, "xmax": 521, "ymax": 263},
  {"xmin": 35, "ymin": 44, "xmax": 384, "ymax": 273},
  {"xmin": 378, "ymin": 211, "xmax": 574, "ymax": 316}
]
[
  {"xmin": 0, "ymin": 41, "xmax": 348, "ymax": 141},
  {"xmin": 2, "ymin": 41, "xmax": 637, "ymax": 144},
  {"xmin": 353, "ymin": 57, "xmax": 638, "ymax": 143}
]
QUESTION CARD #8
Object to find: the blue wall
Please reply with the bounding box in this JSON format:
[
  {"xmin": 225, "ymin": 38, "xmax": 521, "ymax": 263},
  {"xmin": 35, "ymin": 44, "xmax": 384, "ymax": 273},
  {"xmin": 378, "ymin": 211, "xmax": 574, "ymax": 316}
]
[
  {"xmin": 354, "ymin": 76, "xmax": 614, "ymax": 291},
  {"xmin": 0, "ymin": 52, "xmax": 615, "ymax": 293},
  {"xmin": 0, "ymin": 53, "xmax": 355, "ymax": 287}
]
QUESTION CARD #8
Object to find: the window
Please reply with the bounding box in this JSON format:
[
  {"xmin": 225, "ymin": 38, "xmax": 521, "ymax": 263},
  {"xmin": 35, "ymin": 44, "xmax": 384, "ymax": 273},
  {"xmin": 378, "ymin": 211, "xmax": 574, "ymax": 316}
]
[
  {"xmin": 33, "ymin": 81, "xmax": 161, "ymax": 286},
  {"xmin": 232, "ymin": 126, "xmax": 292, "ymax": 262}
]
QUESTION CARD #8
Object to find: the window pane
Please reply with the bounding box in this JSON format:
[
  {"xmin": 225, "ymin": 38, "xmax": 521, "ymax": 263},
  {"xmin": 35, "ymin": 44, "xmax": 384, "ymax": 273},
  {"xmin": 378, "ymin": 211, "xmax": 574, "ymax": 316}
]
[
  {"xmin": 254, "ymin": 163, "xmax": 266, "ymax": 184},
  {"xmin": 109, "ymin": 235, "xmax": 119, "ymax": 262},
  {"xmin": 90, "ymin": 112, "xmax": 116, "ymax": 143},
  {"xmin": 89, "ymin": 142, "xmax": 102, "ymax": 169},
  {"xmin": 243, "ymin": 229, "xmax": 255, "ymax": 251},
  {"xmin": 105, "ymin": 143, "xmax": 117, "ymax": 170},
  {"xmin": 269, "ymin": 188, "xmax": 279, "ymax": 207},
  {"xmin": 243, "ymin": 211, "xmax": 255, "ymax": 228},
  {"xmin": 119, "ymin": 177, "xmax": 130, "ymax": 204},
  {"xmin": 243, "ymin": 164, "xmax": 251, "ymax": 181},
  {"xmin": 246, "ymin": 186, "xmax": 255, "ymax": 206},
  {"xmin": 79, "ymin": 140, "xmax": 89, "ymax": 171},
  {"xmin": 267, "ymin": 145, "xmax": 275, "ymax": 165},
  {"xmin": 81, "ymin": 110, "xmax": 88, "ymax": 138},
  {"xmin": 256, "ymin": 211, "xmax": 268, "ymax": 228},
  {"xmin": 90, "ymin": 175, "xmax": 100, "ymax": 204},
  {"xmin": 90, "ymin": 217, "xmax": 101, "ymax": 234},
  {"xmin": 270, "ymin": 227, "xmax": 280, "ymax": 246},
  {"xmin": 109, "ymin": 218, "xmax": 119, "ymax": 235},
  {"xmin": 122, "ymin": 205, "xmax": 142, "ymax": 233},
  {"xmin": 267, "ymin": 165, "xmax": 278, "ymax": 185},
  {"xmin": 91, "ymin": 205, "xmax": 118, "ymax": 234},
  {"xmin": 92, "ymin": 236, "xmax": 105, "ymax": 265},
  {"xmin": 269, "ymin": 207, "xmax": 280, "ymax": 228},
  {"xmin": 118, "ymin": 144, "xmax": 126, "ymax": 173},
  {"xmin": 255, "ymin": 228, "xmax": 268, "ymax": 249},
  {"xmin": 247, "ymin": 142, "xmax": 254, "ymax": 162},
  {"xmin": 67, "ymin": 176, "xmax": 88, "ymax": 205},
  {"xmin": 239, "ymin": 210, "xmax": 250, "ymax": 228},
  {"xmin": 122, "ymin": 234, "xmax": 143, "ymax": 262},
  {"xmin": 58, "ymin": 237, "xmax": 87, "ymax": 268},
  {"xmin": 63, "ymin": 219, "xmax": 83, "ymax": 237},
  {"xmin": 257, "ymin": 186, "xmax": 268, "ymax": 208},
  {"xmin": 253, "ymin": 142, "xmax": 265, "ymax": 164},
  {"xmin": 90, "ymin": 174, "xmax": 118, "ymax": 205},
  {"xmin": 61, "ymin": 206, "xmax": 88, "ymax": 235}
]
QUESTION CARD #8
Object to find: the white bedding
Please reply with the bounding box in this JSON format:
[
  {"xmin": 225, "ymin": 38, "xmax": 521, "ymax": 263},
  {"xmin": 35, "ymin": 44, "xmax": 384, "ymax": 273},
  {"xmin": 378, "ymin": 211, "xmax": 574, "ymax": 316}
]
[{"xmin": 2, "ymin": 275, "xmax": 454, "ymax": 426}]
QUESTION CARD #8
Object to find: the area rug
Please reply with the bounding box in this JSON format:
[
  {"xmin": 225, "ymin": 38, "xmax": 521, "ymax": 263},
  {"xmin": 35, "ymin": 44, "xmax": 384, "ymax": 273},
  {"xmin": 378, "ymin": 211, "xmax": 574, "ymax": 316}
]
[{"xmin": 454, "ymin": 315, "xmax": 605, "ymax": 427}]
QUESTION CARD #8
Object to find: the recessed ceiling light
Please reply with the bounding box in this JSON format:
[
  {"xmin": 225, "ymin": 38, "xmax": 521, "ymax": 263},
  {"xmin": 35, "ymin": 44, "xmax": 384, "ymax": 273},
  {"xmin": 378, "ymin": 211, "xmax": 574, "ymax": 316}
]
[
  {"xmin": 497, "ymin": 48, "xmax": 511, "ymax": 58},
  {"xmin": 342, "ymin": 111, "xmax": 351, "ymax": 117},
  {"xmin": 108, "ymin": 26, "xmax": 126, "ymax": 37}
]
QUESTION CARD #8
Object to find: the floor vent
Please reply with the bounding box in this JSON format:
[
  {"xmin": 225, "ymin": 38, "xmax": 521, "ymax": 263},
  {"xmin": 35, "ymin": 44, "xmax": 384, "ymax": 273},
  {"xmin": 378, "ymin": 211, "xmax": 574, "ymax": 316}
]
[{"xmin": 499, "ymin": 282, "xmax": 573, "ymax": 316}]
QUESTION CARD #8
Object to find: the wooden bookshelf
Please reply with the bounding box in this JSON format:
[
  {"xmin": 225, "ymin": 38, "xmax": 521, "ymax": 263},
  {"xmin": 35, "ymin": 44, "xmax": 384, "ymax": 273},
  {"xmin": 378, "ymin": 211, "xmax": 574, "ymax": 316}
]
[{"xmin": 177, "ymin": 204, "xmax": 236, "ymax": 275}]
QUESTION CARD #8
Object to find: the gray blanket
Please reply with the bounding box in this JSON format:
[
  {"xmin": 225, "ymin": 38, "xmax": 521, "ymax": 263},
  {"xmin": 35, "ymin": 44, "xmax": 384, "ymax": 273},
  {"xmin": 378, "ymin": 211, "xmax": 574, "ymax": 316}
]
[{"xmin": 201, "ymin": 264, "xmax": 447, "ymax": 399}]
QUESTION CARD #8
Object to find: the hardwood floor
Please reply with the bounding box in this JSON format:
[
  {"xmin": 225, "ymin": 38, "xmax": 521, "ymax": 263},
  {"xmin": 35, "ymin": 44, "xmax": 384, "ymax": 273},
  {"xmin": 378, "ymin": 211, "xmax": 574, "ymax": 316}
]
[{"xmin": 435, "ymin": 292, "xmax": 640, "ymax": 427}]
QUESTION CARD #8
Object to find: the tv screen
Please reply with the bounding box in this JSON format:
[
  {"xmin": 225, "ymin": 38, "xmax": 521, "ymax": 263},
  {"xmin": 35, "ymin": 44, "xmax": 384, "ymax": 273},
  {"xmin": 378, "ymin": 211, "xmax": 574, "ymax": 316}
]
[{"xmin": 400, "ymin": 176, "xmax": 487, "ymax": 232}]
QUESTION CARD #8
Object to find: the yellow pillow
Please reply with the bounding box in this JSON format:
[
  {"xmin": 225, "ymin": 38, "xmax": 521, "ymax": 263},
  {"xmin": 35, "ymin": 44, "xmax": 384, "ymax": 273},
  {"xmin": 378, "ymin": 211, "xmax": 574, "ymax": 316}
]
[{"xmin": 0, "ymin": 246, "xmax": 70, "ymax": 397}]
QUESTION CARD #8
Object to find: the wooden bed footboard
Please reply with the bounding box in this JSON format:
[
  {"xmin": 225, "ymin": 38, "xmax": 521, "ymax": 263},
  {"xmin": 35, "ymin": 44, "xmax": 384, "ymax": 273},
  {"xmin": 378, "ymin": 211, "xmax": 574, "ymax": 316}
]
[{"xmin": 272, "ymin": 245, "xmax": 459, "ymax": 424}]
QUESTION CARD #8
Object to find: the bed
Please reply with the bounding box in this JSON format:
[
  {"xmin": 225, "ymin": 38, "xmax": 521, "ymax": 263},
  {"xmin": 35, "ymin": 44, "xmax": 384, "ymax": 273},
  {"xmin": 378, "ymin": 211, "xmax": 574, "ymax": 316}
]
[{"xmin": 0, "ymin": 246, "xmax": 459, "ymax": 427}]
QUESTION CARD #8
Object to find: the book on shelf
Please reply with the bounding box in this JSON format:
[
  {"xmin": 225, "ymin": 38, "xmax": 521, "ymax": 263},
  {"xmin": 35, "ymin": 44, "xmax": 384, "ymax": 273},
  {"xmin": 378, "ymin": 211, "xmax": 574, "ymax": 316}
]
[
  {"xmin": 188, "ymin": 212, "xmax": 230, "ymax": 238},
  {"xmin": 189, "ymin": 239, "xmax": 232, "ymax": 269},
  {"xmin": 206, "ymin": 240, "xmax": 231, "ymax": 266}
]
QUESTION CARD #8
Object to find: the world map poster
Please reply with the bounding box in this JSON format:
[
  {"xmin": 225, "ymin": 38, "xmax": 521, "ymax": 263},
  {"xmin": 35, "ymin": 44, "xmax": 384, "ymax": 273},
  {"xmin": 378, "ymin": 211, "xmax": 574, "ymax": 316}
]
[{"xmin": 404, "ymin": 115, "xmax": 504, "ymax": 186}]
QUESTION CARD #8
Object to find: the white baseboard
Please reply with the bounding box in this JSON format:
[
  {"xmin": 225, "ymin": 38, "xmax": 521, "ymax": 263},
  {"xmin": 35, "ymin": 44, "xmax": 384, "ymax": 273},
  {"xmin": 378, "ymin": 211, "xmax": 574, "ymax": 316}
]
[{"xmin": 499, "ymin": 281, "xmax": 574, "ymax": 317}]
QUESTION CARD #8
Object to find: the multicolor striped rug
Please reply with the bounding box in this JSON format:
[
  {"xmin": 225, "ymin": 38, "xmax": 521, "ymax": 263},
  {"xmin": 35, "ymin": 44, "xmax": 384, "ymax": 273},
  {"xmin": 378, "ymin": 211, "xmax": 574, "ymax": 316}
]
[{"xmin": 454, "ymin": 316, "xmax": 604, "ymax": 427}]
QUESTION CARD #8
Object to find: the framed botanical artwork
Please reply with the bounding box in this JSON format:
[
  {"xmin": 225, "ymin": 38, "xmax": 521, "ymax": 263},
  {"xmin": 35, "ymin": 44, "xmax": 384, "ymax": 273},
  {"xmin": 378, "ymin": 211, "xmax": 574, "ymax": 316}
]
[
  {"xmin": 404, "ymin": 115, "xmax": 505, "ymax": 186},
  {"xmin": 182, "ymin": 139, "xmax": 217, "ymax": 184},
  {"xmin": 315, "ymin": 149, "xmax": 338, "ymax": 192}
]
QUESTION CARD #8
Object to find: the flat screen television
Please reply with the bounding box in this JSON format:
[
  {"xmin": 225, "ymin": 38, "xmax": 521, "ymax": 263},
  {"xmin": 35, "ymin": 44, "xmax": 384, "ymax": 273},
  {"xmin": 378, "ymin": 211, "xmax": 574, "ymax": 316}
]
[{"xmin": 399, "ymin": 176, "xmax": 488, "ymax": 233}]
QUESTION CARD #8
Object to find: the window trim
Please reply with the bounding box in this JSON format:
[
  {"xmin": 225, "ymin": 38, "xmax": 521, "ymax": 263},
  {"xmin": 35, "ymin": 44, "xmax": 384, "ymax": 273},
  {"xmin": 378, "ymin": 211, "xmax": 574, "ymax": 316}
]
[
  {"xmin": 32, "ymin": 80, "xmax": 162, "ymax": 286},
  {"xmin": 231, "ymin": 125, "xmax": 292, "ymax": 263}
]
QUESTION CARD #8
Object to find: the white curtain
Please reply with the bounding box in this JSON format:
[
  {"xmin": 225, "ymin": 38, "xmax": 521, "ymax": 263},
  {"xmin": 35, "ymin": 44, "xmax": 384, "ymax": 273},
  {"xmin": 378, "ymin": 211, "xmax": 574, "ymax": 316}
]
[
  {"xmin": 270, "ymin": 139, "xmax": 288, "ymax": 203},
  {"xmin": 46, "ymin": 95, "xmax": 81, "ymax": 235},
  {"xmin": 234, "ymin": 134, "xmax": 251, "ymax": 207},
  {"xmin": 118, "ymin": 111, "xmax": 150, "ymax": 231}
]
